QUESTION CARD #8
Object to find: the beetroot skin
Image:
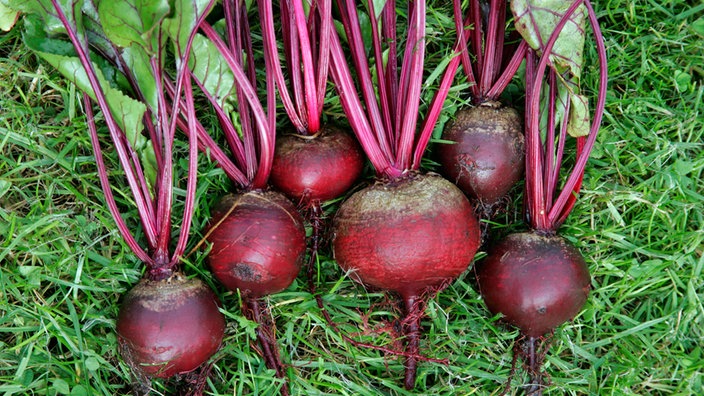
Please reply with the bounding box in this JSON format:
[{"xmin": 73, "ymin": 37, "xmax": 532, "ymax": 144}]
[
  {"xmin": 270, "ymin": 126, "xmax": 365, "ymax": 203},
  {"xmin": 116, "ymin": 274, "xmax": 226, "ymax": 378},
  {"xmin": 206, "ymin": 191, "xmax": 306, "ymax": 297},
  {"xmin": 437, "ymin": 104, "xmax": 524, "ymax": 205},
  {"xmin": 475, "ymin": 232, "xmax": 591, "ymax": 337},
  {"xmin": 332, "ymin": 173, "xmax": 481, "ymax": 298}
]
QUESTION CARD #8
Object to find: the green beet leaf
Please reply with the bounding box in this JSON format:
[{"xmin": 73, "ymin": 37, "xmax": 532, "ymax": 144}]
[
  {"xmin": 188, "ymin": 33, "xmax": 236, "ymax": 110},
  {"xmin": 0, "ymin": 1, "xmax": 19, "ymax": 31},
  {"xmin": 512, "ymin": 0, "xmax": 586, "ymax": 79},
  {"xmin": 512, "ymin": 0, "xmax": 591, "ymax": 137},
  {"xmin": 1, "ymin": 0, "xmax": 78, "ymax": 36},
  {"xmin": 98, "ymin": 0, "xmax": 170, "ymax": 52},
  {"xmin": 22, "ymin": 14, "xmax": 147, "ymax": 147}
]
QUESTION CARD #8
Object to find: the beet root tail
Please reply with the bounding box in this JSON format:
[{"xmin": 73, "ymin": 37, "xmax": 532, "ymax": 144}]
[
  {"xmin": 525, "ymin": 336, "xmax": 543, "ymax": 396},
  {"xmin": 306, "ymin": 201, "xmax": 324, "ymax": 296},
  {"xmin": 244, "ymin": 298, "xmax": 290, "ymax": 396},
  {"xmin": 403, "ymin": 295, "xmax": 422, "ymax": 390}
]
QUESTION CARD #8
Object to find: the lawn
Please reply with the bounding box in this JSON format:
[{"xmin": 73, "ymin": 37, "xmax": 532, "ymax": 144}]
[{"xmin": 1, "ymin": 0, "xmax": 703, "ymax": 395}]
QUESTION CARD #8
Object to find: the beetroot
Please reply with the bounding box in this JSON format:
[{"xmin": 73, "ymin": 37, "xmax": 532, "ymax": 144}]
[
  {"xmin": 472, "ymin": 0, "xmax": 608, "ymax": 392},
  {"xmin": 40, "ymin": 1, "xmax": 226, "ymax": 389},
  {"xmin": 328, "ymin": 0, "xmax": 482, "ymax": 388},
  {"xmin": 475, "ymin": 232, "xmax": 590, "ymax": 338},
  {"xmin": 117, "ymin": 275, "xmax": 226, "ymax": 378},
  {"xmin": 206, "ymin": 191, "xmax": 306, "ymax": 298},
  {"xmin": 438, "ymin": 0, "xmax": 528, "ymax": 212},
  {"xmin": 438, "ymin": 104, "xmax": 524, "ymax": 205},
  {"xmin": 333, "ymin": 173, "xmax": 480, "ymax": 389},
  {"xmin": 204, "ymin": 188, "xmax": 306, "ymax": 395},
  {"xmin": 270, "ymin": 126, "xmax": 364, "ymax": 204},
  {"xmin": 333, "ymin": 173, "xmax": 480, "ymax": 298}
]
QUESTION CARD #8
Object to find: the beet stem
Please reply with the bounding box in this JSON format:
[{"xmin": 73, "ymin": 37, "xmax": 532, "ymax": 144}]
[
  {"xmin": 452, "ymin": 0, "xmax": 477, "ymax": 97},
  {"xmin": 199, "ymin": 20, "xmax": 275, "ymax": 190},
  {"xmin": 366, "ymin": 0, "xmax": 395, "ymax": 142},
  {"xmin": 479, "ymin": 0, "xmax": 501, "ymax": 95},
  {"xmin": 525, "ymin": 0, "xmax": 608, "ymax": 231},
  {"xmin": 469, "ymin": 0, "xmax": 484, "ymax": 77},
  {"xmin": 403, "ymin": 295, "xmax": 421, "ymax": 390}
]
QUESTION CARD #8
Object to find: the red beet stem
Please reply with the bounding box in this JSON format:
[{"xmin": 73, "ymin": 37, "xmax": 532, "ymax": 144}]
[
  {"xmin": 330, "ymin": 0, "xmax": 455, "ymax": 179},
  {"xmin": 453, "ymin": 0, "xmax": 522, "ymax": 103},
  {"xmin": 479, "ymin": 0, "xmax": 502, "ymax": 95},
  {"xmin": 52, "ymin": 0, "xmax": 216, "ymax": 277},
  {"xmin": 260, "ymin": 0, "xmax": 332, "ymax": 134},
  {"xmin": 292, "ymin": 0, "xmax": 319, "ymax": 132},
  {"xmin": 199, "ymin": 19, "xmax": 275, "ymax": 190},
  {"xmin": 525, "ymin": 0, "xmax": 608, "ymax": 231}
]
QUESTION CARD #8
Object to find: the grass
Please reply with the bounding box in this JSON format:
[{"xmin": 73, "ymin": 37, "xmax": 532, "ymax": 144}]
[{"xmin": 1, "ymin": 0, "xmax": 703, "ymax": 394}]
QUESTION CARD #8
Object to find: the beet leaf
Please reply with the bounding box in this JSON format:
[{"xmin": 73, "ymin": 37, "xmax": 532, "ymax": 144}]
[
  {"xmin": 523, "ymin": 0, "xmax": 607, "ymax": 232},
  {"xmin": 513, "ymin": 0, "xmax": 591, "ymax": 137},
  {"xmin": 0, "ymin": 2, "xmax": 18, "ymax": 31},
  {"xmin": 15, "ymin": 0, "xmax": 215, "ymax": 276}
]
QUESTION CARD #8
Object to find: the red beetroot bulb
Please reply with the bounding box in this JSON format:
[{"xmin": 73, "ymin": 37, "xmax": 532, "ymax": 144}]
[
  {"xmin": 206, "ymin": 191, "xmax": 306, "ymax": 297},
  {"xmin": 332, "ymin": 173, "xmax": 481, "ymax": 299},
  {"xmin": 475, "ymin": 232, "xmax": 591, "ymax": 337},
  {"xmin": 437, "ymin": 104, "xmax": 524, "ymax": 205},
  {"xmin": 116, "ymin": 274, "xmax": 226, "ymax": 378},
  {"xmin": 270, "ymin": 126, "xmax": 365, "ymax": 203}
]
